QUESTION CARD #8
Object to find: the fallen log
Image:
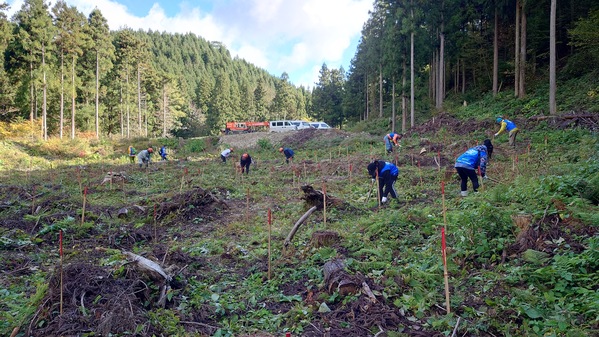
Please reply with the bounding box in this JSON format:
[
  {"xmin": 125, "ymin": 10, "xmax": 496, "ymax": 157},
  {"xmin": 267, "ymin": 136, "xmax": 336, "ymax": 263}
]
[{"xmin": 284, "ymin": 206, "xmax": 318, "ymax": 247}]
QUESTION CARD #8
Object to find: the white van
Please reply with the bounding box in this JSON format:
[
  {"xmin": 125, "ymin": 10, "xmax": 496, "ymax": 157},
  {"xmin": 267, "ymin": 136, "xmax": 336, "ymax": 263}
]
[
  {"xmin": 310, "ymin": 122, "xmax": 331, "ymax": 129},
  {"xmin": 290, "ymin": 120, "xmax": 313, "ymax": 130},
  {"xmin": 269, "ymin": 120, "xmax": 297, "ymax": 132}
]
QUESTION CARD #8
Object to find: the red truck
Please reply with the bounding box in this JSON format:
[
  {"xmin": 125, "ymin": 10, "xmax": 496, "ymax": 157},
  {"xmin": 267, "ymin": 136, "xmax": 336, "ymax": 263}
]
[{"xmin": 224, "ymin": 121, "xmax": 269, "ymax": 134}]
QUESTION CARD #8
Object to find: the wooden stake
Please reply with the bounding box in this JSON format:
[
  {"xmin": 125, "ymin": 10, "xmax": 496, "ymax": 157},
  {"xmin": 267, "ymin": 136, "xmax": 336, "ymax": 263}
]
[
  {"xmin": 245, "ymin": 187, "xmax": 250, "ymax": 223},
  {"xmin": 376, "ymin": 170, "xmax": 381, "ymax": 208},
  {"xmin": 303, "ymin": 162, "xmax": 307, "ymax": 182},
  {"xmin": 438, "ymin": 151, "xmax": 441, "ymax": 172},
  {"xmin": 59, "ymin": 230, "xmax": 64, "ymax": 315},
  {"xmin": 81, "ymin": 187, "xmax": 87, "ymax": 225},
  {"xmin": 267, "ymin": 209, "xmax": 272, "ymax": 280},
  {"xmin": 442, "ymin": 227, "xmax": 451, "ymax": 313},
  {"xmin": 31, "ymin": 185, "xmax": 36, "ymax": 215},
  {"xmin": 441, "ymin": 182, "xmax": 447, "ymax": 229},
  {"xmin": 154, "ymin": 204, "xmax": 158, "ymax": 240},
  {"xmin": 349, "ymin": 163, "xmax": 352, "ymax": 183},
  {"xmin": 322, "ymin": 181, "xmax": 327, "ymax": 226}
]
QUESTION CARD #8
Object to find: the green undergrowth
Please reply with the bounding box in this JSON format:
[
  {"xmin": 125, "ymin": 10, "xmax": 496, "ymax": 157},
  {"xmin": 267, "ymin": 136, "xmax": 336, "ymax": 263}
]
[{"xmin": 0, "ymin": 117, "xmax": 597, "ymax": 336}]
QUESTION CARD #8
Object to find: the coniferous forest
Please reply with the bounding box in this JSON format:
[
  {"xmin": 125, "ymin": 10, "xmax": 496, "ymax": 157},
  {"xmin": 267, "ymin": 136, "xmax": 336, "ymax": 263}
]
[{"xmin": 0, "ymin": 0, "xmax": 598, "ymax": 135}]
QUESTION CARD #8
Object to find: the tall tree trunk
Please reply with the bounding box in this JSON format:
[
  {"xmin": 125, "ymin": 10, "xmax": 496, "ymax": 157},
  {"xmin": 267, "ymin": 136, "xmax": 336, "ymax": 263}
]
[
  {"xmin": 515, "ymin": 0, "xmax": 520, "ymax": 97},
  {"xmin": 365, "ymin": 76, "xmax": 369, "ymax": 120},
  {"xmin": 162, "ymin": 82, "xmax": 167, "ymax": 138},
  {"xmin": 518, "ymin": 1, "xmax": 527, "ymax": 98},
  {"xmin": 493, "ymin": 7, "xmax": 499, "ymax": 96},
  {"xmin": 95, "ymin": 51, "xmax": 99, "ymax": 139},
  {"xmin": 392, "ymin": 80, "xmax": 396, "ymax": 132},
  {"xmin": 126, "ymin": 66, "xmax": 130, "ymax": 138},
  {"xmin": 137, "ymin": 64, "xmax": 142, "ymax": 135},
  {"xmin": 462, "ymin": 60, "xmax": 466, "ymax": 94},
  {"xmin": 60, "ymin": 53, "xmax": 64, "ymax": 139},
  {"xmin": 410, "ymin": 1, "xmax": 415, "ymax": 128},
  {"xmin": 71, "ymin": 55, "xmax": 76, "ymax": 139},
  {"xmin": 436, "ymin": 2, "xmax": 445, "ymax": 110},
  {"xmin": 402, "ymin": 58, "xmax": 407, "ymax": 133},
  {"xmin": 120, "ymin": 85, "xmax": 123, "ymax": 137},
  {"xmin": 42, "ymin": 46, "xmax": 47, "ymax": 141},
  {"xmin": 549, "ymin": 0, "xmax": 556, "ymax": 115},
  {"xmin": 30, "ymin": 59, "xmax": 34, "ymax": 127},
  {"xmin": 379, "ymin": 64, "xmax": 383, "ymax": 118}
]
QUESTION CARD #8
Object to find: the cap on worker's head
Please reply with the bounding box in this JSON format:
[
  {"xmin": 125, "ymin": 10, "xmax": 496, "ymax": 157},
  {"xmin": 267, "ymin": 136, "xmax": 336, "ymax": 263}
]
[
  {"xmin": 367, "ymin": 161, "xmax": 378, "ymax": 175},
  {"xmin": 495, "ymin": 117, "xmax": 502, "ymax": 123},
  {"xmin": 278, "ymin": 147, "xmax": 284, "ymax": 152},
  {"xmin": 148, "ymin": 147, "xmax": 153, "ymax": 153}
]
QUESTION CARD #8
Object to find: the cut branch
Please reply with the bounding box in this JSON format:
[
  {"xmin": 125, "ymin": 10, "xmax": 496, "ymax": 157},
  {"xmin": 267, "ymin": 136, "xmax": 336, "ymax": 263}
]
[{"xmin": 284, "ymin": 206, "xmax": 317, "ymax": 247}]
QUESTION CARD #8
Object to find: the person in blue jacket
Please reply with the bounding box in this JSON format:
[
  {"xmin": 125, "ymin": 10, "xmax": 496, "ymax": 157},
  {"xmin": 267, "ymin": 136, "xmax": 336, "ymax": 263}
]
[
  {"xmin": 454, "ymin": 139, "xmax": 493, "ymax": 196},
  {"xmin": 495, "ymin": 117, "xmax": 519, "ymax": 147},
  {"xmin": 279, "ymin": 147, "xmax": 294, "ymax": 164},
  {"xmin": 159, "ymin": 145, "xmax": 168, "ymax": 161},
  {"xmin": 384, "ymin": 132, "xmax": 402, "ymax": 154},
  {"xmin": 367, "ymin": 160, "xmax": 399, "ymax": 203}
]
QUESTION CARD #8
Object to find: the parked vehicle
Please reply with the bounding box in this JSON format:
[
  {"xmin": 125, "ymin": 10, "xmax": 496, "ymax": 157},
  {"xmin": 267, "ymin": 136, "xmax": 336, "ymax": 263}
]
[
  {"xmin": 269, "ymin": 120, "xmax": 297, "ymax": 132},
  {"xmin": 310, "ymin": 122, "xmax": 331, "ymax": 129},
  {"xmin": 290, "ymin": 120, "xmax": 313, "ymax": 130},
  {"xmin": 225, "ymin": 121, "xmax": 269, "ymax": 134}
]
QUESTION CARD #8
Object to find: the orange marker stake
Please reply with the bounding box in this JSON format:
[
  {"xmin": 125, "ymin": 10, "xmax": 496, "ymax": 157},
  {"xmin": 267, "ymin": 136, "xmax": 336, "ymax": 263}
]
[{"xmin": 441, "ymin": 227, "xmax": 451, "ymax": 313}]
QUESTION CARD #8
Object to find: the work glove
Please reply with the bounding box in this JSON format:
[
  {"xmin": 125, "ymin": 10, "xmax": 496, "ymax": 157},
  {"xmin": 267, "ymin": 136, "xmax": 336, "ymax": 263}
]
[
  {"xmin": 483, "ymin": 175, "xmax": 489, "ymax": 180},
  {"xmin": 371, "ymin": 178, "xmax": 376, "ymax": 183},
  {"xmin": 494, "ymin": 133, "xmax": 499, "ymax": 137},
  {"xmin": 381, "ymin": 197, "xmax": 388, "ymax": 203}
]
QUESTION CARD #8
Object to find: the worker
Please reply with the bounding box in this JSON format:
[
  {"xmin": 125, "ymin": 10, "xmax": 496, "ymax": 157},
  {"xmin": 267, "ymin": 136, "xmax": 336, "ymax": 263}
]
[
  {"xmin": 128, "ymin": 146, "xmax": 137, "ymax": 163},
  {"xmin": 240, "ymin": 153, "xmax": 252, "ymax": 174},
  {"xmin": 384, "ymin": 132, "xmax": 402, "ymax": 154},
  {"xmin": 454, "ymin": 139, "xmax": 493, "ymax": 197},
  {"xmin": 221, "ymin": 148, "xmax": 233, "ymax": 163},
  {"xmin": 159, "ymin": 145, "xmax": 168, "ymax": 161},
  {"xmin": 367, "ymin": 160, "xmax": 399, "ymax": 203},
  {"xmin": 137, "ymin": 148, "xmax": 153, "ymax": 168},
  {"xmin": 279, "ymin": 147, "xmax": 294, "ymax": 164},
  {"xmin": 495, "ymin": 117, "xmax": 519, "ymax": 147}
]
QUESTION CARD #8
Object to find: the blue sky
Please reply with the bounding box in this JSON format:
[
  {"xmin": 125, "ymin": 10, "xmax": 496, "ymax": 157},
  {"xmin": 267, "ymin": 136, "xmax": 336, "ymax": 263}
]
[{"xmin": 6, "ymin": 0, "xmax": 372, "ymax": 88}]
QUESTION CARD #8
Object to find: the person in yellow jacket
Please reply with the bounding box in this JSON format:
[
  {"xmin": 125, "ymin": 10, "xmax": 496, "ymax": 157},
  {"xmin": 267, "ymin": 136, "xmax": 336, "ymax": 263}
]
[{"xmin": 495, "ymin": 117, "xmax": 519, "ymax": 147}]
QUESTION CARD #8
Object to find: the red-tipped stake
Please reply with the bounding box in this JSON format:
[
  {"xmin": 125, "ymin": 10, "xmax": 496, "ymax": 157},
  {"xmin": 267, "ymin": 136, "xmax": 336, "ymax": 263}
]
[
  {"xmin": 59, "ymin": 230, "xmax": 64, "ymax": 315},
  {"xmin": 478, "ymin": 167, "xmax": 484, "ymax": 191},
  {"xmin": 153, "ymin": 204, "xmax": 158, "ymax": 240},
  {"xmin": 441, "ymin": 181, "xmax": 447, "ymax": 228},
  {"xmin": 441, "ymin": 227, "xmax": 451, "ymax": 313},
  {"xmin": 267, "ymin": 209, "xmax": 272, "ymax": 280},
  {"xmin": 81, "ymin": 187, "xmax": 88, "ymax": 225},
  {"xmin": 322, "ymin": 181, "xmax": 327, "ymax": 226},
  {"xmin": 376, "ymin": 170, "xmax": 381, "ymax": 209}
]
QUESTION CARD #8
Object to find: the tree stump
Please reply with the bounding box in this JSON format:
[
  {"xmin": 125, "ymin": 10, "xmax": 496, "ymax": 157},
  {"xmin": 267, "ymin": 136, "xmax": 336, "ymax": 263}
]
[
  {"xmin": 323, "ymin": 258, "xmax": 361, "ymax": 295},
  {"xmin": 311, "ymin": 230, "xmax": 340, "ymax": 248},
  {"xmin": 300, "ymin": 185, "xmax": 351, "ymax": 210}
]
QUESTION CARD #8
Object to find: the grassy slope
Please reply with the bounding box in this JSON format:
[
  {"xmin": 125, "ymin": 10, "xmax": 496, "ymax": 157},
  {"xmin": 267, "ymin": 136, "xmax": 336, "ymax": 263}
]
[{"xmin": 0, "ymin": 81, "xmax": 598, "ymax": 336}]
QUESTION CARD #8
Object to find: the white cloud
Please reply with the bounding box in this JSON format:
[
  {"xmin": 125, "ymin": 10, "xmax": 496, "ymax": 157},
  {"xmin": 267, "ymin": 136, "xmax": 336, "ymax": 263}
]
[{"xmin": 6, "ymin": 0, "xmax": 372, "ymax": 87}]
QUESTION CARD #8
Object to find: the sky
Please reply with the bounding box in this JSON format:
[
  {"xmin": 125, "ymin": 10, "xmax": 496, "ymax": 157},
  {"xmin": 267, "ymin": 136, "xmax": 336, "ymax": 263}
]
[{"xmin": 6, "ymin": 0, "xmax": 372, "ymax": 88}]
